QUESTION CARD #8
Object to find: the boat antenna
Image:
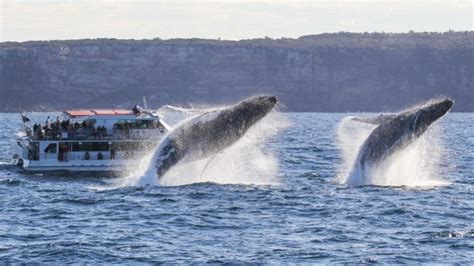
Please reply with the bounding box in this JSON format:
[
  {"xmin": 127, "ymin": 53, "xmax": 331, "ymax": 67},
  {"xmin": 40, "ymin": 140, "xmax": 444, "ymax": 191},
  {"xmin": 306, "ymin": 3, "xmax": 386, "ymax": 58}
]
[{"xmin": 143, "ymin": 96, "xmax": 148, "ymax": 110}]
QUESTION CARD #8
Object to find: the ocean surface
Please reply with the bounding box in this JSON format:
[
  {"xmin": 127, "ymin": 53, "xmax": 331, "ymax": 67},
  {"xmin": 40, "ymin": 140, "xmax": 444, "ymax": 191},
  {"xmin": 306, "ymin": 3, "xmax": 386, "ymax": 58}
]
[{"xmin": 0, "ymin": 112, "xmax": 472, "ymax": 263}]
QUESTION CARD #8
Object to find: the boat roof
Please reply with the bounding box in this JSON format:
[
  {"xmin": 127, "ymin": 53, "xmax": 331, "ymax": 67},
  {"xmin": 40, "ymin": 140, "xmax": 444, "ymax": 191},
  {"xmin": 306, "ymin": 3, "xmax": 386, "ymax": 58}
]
[{"xmin": 64, "ymin": 109, "xmax": 134, "ymax": 117}]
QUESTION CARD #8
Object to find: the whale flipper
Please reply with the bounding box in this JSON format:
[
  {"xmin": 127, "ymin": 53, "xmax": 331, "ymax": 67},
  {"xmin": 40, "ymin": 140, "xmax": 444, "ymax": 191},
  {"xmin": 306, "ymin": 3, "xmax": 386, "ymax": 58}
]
[
  {"xmin": 155, "ymin": 139, "xmax": 183, "ymax": 178},
  {"xmin": 351, "ymin": 114, "xmax": 397, "ymax": 125}
]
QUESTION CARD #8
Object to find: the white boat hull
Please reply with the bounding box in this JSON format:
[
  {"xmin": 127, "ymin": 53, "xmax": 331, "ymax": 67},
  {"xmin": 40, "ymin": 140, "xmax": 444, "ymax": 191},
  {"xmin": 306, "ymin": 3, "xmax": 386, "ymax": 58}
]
[{"xmin": 21, "ymin": 159, "xmax": 141, "ymax": 172}]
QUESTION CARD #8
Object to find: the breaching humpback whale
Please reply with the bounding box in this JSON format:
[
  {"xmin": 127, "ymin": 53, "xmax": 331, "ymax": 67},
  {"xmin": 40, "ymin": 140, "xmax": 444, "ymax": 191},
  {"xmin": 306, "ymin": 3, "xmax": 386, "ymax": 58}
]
[
  {"xmin": 153, "ymin": 95, "xmax": 277, "ymax": 178},
  {"xmin": 347, "ymin": 98, "xmax": 454, "ymax": 186}
]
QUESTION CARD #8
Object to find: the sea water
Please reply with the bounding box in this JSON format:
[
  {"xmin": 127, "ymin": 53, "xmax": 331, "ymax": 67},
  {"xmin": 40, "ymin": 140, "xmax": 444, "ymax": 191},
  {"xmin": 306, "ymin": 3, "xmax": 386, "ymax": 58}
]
[{"xmin": 0, "ymin": 112, "xmax": 472, "ymax": 263}]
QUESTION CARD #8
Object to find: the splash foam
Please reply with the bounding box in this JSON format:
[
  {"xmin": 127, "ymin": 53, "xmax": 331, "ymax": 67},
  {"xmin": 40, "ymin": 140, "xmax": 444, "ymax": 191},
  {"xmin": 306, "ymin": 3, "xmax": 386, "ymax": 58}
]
[
  {"xmin": 121, "ymin": 111, "xmax": 288, "ymax": 187},
  {"xmin": 337, "ymin": 116, "xmax": 449, "ymax": 188}
]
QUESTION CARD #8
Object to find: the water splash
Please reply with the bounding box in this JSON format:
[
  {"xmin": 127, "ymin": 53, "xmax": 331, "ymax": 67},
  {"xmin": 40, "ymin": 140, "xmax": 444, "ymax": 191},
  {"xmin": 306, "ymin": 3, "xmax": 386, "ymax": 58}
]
[
  {"xmin": 15, "ymin": 131, "xmax": 26, "ymax": 138},
  {"xmin": 120, "ymin": 111, "xmax": 288, "ymax": 187},
  {"xmin": 337, "ymin": 116, "xmax": 449, "ymax": 187}
]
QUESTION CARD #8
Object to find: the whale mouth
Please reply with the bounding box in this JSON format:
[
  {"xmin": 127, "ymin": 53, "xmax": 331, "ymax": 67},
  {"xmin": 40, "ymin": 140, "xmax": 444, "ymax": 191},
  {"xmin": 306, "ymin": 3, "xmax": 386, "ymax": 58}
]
[
  {"xmin": 428, "ymin": 98, "xmax": 454, "ymax": 120},
  {"xmin": 268, "ymin": 96, "xmax": 277, "ymax": 104},
  {"xmin": 252, "ymin": 95, "xmax": 277, "ymax": 112},
  {"xmin": 423, "ymin": 98, "xmax": 454, "ymax": 114},
  {"xmin": 256, "ymin": 95, "xmax": 277, "ymax": 106},
  {"xmin": 445, "ymin": 99, "xmax": 454, "ymax": 110},
  {"xmin": 434, "ymin": 98, "xmax": 454, "ymax": 114}
]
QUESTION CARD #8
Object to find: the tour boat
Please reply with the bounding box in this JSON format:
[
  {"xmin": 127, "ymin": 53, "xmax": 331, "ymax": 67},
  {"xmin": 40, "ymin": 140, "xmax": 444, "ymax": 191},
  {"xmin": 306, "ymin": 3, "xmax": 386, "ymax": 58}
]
[{"xmin": 15, "ymin": 108, "xmax": 169, "ymax": 172}]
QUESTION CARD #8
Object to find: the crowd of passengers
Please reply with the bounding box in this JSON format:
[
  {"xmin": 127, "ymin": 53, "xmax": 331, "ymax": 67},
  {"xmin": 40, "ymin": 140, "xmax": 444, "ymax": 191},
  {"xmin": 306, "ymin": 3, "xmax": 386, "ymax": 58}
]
[{"xmin": 30, "ymin": 116, "xmax": 163, "ymax": 140}]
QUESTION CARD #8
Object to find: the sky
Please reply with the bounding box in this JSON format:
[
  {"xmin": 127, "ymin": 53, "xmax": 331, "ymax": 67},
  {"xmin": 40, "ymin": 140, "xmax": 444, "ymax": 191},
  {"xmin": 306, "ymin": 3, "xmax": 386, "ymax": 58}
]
[{"xmin": 1, "ymin": 0, "xmax": 472, "ymax": 42}]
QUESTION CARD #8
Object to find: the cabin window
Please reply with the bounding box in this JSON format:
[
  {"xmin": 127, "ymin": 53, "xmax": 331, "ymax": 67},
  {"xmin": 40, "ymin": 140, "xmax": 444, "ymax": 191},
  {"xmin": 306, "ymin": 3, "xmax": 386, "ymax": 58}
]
[
  {"xmin": 72, "ymin": 142, "xmax": 110, "ymax": 151},
  {"xmin": 44, "ymin": 143, "xmax": 57, "ymax": 153}
]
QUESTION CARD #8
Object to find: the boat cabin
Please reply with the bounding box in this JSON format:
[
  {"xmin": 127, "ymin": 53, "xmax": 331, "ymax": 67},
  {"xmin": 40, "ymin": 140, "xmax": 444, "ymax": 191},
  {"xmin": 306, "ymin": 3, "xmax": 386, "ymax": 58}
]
[{"xmin": 18, "ymin": 108, "xmax": 169, "ymax": 172}]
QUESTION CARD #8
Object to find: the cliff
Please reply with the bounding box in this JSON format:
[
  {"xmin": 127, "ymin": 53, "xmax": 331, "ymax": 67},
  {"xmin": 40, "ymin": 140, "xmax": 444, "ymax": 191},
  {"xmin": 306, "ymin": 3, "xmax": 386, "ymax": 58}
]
[{"xmin": 1, "ymin": 32, "xmax": 473, "ymax": 112}]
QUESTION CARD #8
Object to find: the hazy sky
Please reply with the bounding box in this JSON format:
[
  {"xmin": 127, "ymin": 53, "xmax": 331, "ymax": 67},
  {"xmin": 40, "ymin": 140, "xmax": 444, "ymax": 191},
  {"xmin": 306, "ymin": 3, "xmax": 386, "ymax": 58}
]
[{"xmin": 1, "ymin": 0, "xmax": 472, "ymax": 42}]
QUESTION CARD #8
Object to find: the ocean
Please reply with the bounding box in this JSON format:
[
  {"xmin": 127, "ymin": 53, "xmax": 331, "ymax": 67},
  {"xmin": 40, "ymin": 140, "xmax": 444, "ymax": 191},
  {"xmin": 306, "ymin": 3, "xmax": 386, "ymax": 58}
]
[{"xmin": 0, "ymin": 112, "xmax": 472, "ymax": 263}]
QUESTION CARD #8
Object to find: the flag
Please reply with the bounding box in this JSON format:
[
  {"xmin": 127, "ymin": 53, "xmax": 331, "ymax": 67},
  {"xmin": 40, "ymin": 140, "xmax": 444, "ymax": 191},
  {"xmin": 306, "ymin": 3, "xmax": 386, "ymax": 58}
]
[{"xmin": 21, "ymin": 112, "xmax": 30, "ymax": 123}]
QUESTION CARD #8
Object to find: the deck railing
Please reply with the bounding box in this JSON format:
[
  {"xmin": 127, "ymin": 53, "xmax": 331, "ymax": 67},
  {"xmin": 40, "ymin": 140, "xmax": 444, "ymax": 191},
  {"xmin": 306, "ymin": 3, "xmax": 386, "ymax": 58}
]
[{"xmin": 30, "ymin": 128, "xmax": 166, "ymax": 141}]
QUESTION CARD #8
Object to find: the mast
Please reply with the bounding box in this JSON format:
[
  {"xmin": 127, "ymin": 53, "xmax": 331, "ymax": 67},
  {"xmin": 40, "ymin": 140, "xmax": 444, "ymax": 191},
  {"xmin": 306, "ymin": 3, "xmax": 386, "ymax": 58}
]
[{"xmin": 142, "ymin": 96, "xmax": 148, "ymax": 110}]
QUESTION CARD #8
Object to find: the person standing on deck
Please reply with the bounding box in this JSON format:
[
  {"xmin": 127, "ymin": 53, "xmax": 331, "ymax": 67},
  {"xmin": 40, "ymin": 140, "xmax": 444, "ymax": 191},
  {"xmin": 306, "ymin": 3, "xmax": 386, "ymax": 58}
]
[{"xmin": 45, "ymin": 116, "xmax": 50, "ymax": 129}]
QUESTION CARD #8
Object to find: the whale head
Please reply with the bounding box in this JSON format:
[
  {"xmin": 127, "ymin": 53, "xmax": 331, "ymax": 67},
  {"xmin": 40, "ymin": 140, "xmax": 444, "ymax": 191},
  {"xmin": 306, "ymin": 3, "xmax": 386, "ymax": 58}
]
[
  {"xmin": 230, "ymin": 95, "xmax": 277, "ymax": 131},
  {"xmin": 410, "ymin": 98, "xmax": 454, "ymax": 137},
  {"xmin": 196, "ymin": 95, "xmax": 278, "ymax": 146}
]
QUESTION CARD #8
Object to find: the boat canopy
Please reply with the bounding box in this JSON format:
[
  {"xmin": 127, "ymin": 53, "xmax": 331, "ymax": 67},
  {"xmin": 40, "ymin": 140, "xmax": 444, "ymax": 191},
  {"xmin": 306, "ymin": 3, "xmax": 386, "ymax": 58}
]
[{"xmin": 64, "ymin": 109, "xmax": 134, "ymax": 118}]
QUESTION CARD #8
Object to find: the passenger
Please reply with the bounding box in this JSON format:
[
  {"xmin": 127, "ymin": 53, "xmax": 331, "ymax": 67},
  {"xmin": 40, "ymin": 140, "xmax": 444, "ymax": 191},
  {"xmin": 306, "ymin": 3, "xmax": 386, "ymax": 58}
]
[
  {"xmin": 132, "ymin": 105, "xmax": 140, "ymax": 115},
  {"xmin": 66, "ymin": 124, "xmax": 73, "ymax": 139},
  {"xmin": 90, "ymin": 126, "xmax": 95, "ymax": 139},
  {"xmin": 81, "ymin": 120, "xmax": 87, "ymax": 128},
  {"xmin": 85, "ymin": 152, "xmax": 90, "ymax": 160},
  {"xmin": 36, "ymin": 123, "xmax": 42, "ymax": 139},
  {"xmin": 97, "ymin": 152, "xmax": 104, "ymax": 160},
  {"xmin": 61, "ymin": 119, "xmax": 67, "ymax": 131},
  {"xmin": 110, "ymin": 149, "xmax": 115, "ymax": 160},
  {"xmin": 50, "ymin": 123, "xmax": 58, "ymax": 139},
  {"xmin": 97, "ymin": 126, "xmax": 104, "ymax": 138},
  {"xmin": 43, "ymin": 124, "xmax": 50, "ymax": 139},
  {"xmin": 25, "ymin": 127, "xmax": 33, "ymax": 137},
  {"xmin": 45, "ymin": 116, "xmax": 50, "ymax": 129},
  {"xmin": 96, "ymin": 126, "xmax": 101, "ymax": 139},
  {"xmin": 78, "ymin": 126, "xmax": 84, "ymax": 138},
  {"xmin": 55, "ymin": 116, "xmax": 60, "ymax": 127}
]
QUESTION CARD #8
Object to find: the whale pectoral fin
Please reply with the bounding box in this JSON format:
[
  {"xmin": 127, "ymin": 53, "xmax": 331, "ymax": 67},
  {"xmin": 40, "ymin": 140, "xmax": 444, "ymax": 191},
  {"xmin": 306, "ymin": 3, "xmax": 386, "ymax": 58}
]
[
  {"xmin": 351, "ymin": 114, "xmax": 396, "ymax": 125},
  {"xmin": 156, "ymin": 140, "xmax": 180, "ymax": 179},
  {"xmin": 156, "ymin": 159, "xmax": 172, "ymax": 179}
]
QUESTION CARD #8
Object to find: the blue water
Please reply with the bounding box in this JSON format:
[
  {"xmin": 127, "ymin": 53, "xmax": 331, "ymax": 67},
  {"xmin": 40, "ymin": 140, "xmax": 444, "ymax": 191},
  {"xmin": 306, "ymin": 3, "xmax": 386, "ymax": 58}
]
[{"xmin": 0, "ymin": 112, "xmax": 473, "ymax": 263}]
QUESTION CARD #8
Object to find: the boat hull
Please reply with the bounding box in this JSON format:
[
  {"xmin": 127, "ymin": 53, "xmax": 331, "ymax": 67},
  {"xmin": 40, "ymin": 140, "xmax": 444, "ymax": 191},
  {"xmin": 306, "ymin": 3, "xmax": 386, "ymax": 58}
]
[{"xmin": 21, "ymin": 159, "xmax": 140, "ymax": 173}]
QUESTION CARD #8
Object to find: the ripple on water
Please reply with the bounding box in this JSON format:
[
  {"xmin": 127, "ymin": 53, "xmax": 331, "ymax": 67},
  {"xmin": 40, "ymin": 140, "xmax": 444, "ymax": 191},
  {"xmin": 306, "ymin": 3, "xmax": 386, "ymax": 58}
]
[{"xmin": 0, "ymin": 113, "xmax": 472, "ymax": 263}]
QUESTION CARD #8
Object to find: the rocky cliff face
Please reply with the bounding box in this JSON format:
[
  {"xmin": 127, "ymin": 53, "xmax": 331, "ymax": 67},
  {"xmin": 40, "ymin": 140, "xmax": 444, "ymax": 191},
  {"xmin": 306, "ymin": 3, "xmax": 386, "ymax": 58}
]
[{"xmin": 1, "ymin": 32, "xmax": 473, "ymax": 112}]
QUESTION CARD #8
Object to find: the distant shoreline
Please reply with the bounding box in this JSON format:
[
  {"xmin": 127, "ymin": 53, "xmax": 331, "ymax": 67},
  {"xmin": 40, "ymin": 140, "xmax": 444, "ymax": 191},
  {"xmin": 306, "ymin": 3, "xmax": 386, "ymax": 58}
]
[{"xmin": 1, "ymin": 32, "xmax": 473, "ymax": 112}]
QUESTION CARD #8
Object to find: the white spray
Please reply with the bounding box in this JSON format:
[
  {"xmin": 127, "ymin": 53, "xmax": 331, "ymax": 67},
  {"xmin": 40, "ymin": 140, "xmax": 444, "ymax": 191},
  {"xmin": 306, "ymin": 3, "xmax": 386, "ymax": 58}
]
[
  {"xmin": 120, "ymin": 110, "xmax": 288, "ymax": 187},
  {"xmin": 337, "ymin": 116, "xmax": 449, "ymax": 187}
]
